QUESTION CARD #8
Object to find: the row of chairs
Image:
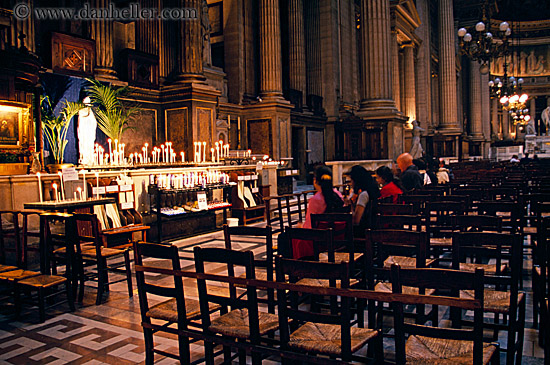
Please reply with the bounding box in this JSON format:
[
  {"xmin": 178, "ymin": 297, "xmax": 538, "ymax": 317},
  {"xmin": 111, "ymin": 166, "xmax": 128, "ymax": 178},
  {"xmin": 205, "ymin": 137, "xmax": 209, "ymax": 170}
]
[{"xmin": 134, "ymin": 240, "xmax": 500, "ymax": 364}]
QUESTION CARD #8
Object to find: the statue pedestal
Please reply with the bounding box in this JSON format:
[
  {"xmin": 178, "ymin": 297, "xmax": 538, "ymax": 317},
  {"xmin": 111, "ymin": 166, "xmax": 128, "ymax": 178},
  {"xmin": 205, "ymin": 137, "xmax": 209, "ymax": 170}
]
[{"xmin": 525, "ymin": 135, "xmax": 550, "ymax": 157}]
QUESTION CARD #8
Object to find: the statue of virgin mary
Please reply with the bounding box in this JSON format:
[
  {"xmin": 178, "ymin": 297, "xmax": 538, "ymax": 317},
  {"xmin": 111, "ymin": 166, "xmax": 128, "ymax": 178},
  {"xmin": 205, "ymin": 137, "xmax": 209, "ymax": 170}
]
[{"xmin": 77, "ymin": 97, "xmax": 97, "ymax": 165}]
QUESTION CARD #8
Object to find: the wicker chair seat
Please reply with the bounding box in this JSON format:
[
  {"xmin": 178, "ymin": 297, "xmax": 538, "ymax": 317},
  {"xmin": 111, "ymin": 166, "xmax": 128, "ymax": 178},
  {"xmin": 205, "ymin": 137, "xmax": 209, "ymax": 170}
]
[
  {"xmin": 296, "ymin": 277, "xmax": 360, "ymax": 288},
  {"xmin": 81, "ymin": 247, "xmax": 126, "ymax": 258},
  {"xmin": 0, "ymin": 269, "xmax": 41, "ymax": 282},
  {"xmin": 18, "ymin": 274, "xmax": 67, "ymax": 288},
  {"xmin": 405, "ymin": 335, "xmax": 497, "ymax": 364},
  {"xmin": 146, "ymin": 297, "xmax": 220, "ymax": 321},
  {"xmin": 235, "ymin": 269, "xmax": 276, "ymax": 288},
  {"xmin": 53, "ymin": 244, "xmax": 94, "ymax": 254},
  {"xmin": 459, "ymin": 262, "xmax": 506, "ymax": 274},
  {"xmin": 288, "ymin": 322, "xmax": 378, "ymax": 356},
  {"xmin": 0, "ymin": 265, "xmax": 17, "ymax": 273},
  {"xmin": 374, "ymin": 281, "xmax": 436, "ymax": 296},
  {"xmin": 209, "ymin": 308, "xmax": 279, "ymax": 339},
  {"xmin": 319, "ymin": 252, "xmax": 363, "ymax": 263},
  {"xmin": 384, "ymin": 256, "xmax": 436, "ymax": 268},
  {"xmin": 460, "ymin": 289, "xmax": 525, "ymax": 314}
]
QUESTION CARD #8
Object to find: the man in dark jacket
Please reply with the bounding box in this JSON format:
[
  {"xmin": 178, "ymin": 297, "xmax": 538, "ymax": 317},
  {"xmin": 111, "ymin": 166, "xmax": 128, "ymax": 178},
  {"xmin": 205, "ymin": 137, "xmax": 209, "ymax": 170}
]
[{"xmin": 396, "ymin": 153, "xmax": 423, "ymax": 192}]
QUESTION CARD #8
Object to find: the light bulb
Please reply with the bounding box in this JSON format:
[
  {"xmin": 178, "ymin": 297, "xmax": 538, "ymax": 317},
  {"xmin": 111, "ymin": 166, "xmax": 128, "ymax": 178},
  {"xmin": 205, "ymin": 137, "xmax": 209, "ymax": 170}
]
[
  {"xmin": 510, "ymin": 94, "xmax": 519, "ymax": 103},
  {"xmin": 509, "ymin": 76, "xmax": 515, "ymax": 82},
  {"xmin": 519, "ymin": 94, "xmax": 529, "ymax": 103},
  {"xmin": 518, "ymin": 78, "xmax": 524, "ymax": 84},
  {"xmin": 505, "ymin": 28, "xmax": 512, "ymax": 36},
  {"xmin": 458, "ymin": 28, "xmax": 467, "ymax": 37},
  {"xmin": 495, "ymin": 78, "xmax": 501, "ymax": 84},
  {"xmin": 475, "ymin": 22, "xmax": 486, "ymax": 32},
  {"xmin": 479, "ymin": 63, "xmax": 490, "ymax": 74},
  {"xmin": 464, "ymin": 33, "xmax": 472, "ymax": 42},
  {"xmin": 488, "ymin": 80, "xmax": 494, "ymax": 87},
  {"xmin": 525, "ymin": 115, "xmax": 531, "ymax": 121},
  {"xmin": 499, "ymin": 22, "xmax": 509, "ymax": 31},
  {"xmin": 500, "ymin": 96, "xmax": 509, "ymax": 104},
  {"xmin": 486, "ymin": 32, "xmax": 493, "ymax": 39}
]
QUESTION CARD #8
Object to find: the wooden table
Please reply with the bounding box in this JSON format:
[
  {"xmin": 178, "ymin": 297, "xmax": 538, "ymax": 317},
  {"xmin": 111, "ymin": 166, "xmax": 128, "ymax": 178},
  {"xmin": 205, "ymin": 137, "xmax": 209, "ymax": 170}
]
[{"xmin": 24, "ymin": 197, "xmax": 116, "ymax": 213}]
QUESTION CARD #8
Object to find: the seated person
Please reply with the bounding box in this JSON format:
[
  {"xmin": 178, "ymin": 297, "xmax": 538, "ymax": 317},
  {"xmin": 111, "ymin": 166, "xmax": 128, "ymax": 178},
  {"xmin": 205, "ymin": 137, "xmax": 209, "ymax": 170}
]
[
  {"xmin": 375, "ymin": 166, "xmax": 403, "ymax": 203},
  {"xmin": 345, "ymin": 165, "xmax": 380, "ymax": 233}
]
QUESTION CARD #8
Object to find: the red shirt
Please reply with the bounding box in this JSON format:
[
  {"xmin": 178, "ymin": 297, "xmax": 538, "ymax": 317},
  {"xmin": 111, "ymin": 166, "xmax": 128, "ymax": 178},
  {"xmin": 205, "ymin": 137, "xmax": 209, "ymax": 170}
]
[{"xmin": 379, "ymin": 181, "xmax": 403, "ymax": 203}]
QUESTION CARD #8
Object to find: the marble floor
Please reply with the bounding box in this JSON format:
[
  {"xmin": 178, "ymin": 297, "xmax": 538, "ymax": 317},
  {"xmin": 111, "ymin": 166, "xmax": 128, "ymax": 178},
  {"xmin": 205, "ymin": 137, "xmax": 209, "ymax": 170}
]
[{"xmin": 0, "ymin": 226, "xmax": 546, "ymax": 364}]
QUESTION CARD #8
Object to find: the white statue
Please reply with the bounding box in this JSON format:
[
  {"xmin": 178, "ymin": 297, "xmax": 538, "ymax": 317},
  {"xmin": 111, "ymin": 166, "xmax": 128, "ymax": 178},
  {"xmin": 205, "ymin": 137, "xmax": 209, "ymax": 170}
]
[
  {"xmin": 77, "ymin": 97, "xmax": 97, "ymax": 165},
  {"xmin": 526, "ymin": 118, "xmax": 536, "ymax": 136},
  {"xmin": 409, "ymin": 120, "xmax": 424, "ymax": 159},
  {"xmin": 542, "ymin": 107, "xmax": 550, "ymax": 136}
]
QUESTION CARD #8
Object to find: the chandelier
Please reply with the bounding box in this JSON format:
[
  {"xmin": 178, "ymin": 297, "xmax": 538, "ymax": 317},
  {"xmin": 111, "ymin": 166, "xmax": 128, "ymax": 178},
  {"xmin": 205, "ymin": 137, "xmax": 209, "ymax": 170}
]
[{"xmin": 457, "ymin": 1, "xmax": 511, "ymax": 74}]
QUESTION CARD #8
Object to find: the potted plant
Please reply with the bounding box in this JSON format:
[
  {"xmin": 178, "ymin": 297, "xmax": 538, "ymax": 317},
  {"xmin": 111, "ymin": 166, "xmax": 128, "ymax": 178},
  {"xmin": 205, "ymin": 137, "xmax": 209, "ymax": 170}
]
[
  {"xmin": 85, "ymin": 78, "xmax": 139, "ymax": 142},
  {"xmin": 40, "ymin": 95, "xmax": 84, "ymax": 171}
]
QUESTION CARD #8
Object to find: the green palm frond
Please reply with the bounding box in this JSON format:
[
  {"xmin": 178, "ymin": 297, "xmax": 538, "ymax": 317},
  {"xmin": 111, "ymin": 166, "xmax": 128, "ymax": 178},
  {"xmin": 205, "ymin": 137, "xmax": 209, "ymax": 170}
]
[{"xmin": 85, "ymin": 78, "xmax": 139, "ymax": 141}]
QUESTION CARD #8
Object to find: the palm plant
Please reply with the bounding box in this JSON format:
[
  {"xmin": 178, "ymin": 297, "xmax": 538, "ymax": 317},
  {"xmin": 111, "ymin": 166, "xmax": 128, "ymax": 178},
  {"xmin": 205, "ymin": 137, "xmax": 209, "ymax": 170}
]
[
  {"xmin": 85, "ymin": 78, "xmax": 139, "ymax": 141},
  {"xmin": 41, "ymin": 96, "xmax": 84, "ymax": 164}
]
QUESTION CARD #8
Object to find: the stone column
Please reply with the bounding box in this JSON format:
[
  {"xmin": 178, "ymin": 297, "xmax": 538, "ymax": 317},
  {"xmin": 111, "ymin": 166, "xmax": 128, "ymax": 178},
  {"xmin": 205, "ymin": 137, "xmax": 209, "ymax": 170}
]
[
  {"xmin": 391, "ymin": 31, "xmax": 401, "ymax": 111},
  {"xmin": 136, "ymin": 0, "xmax": 159, "ymax": 55},
  {"xmin": 481, "ymin": 73, "xmax": 491, "ymax": 140},
  {"xmin": 259, "ymin": 0, "xmax": 284, "ymax": 100},
  {"xmin": 530, "ymin": 97, "xmax": 536, "ymax": 132},
  {"xmin": 438, "ymin": 0, "xmax": 459, "ymax": 130},
  {"xmin": 90, "ymin": 0, "xmax": 116, "ymax": 80},
  {"xmin": 305, "ymin": 0, "xmax": 322, "ymax": 97},
  {"xmin": 403, "ymin": 43, "xmax": 416, "ymax": 123},
  {"xmin": 177, "ymin": 0, "xmax": 205, "ymax": 82},
  {"xmin": 359, "ymin": 0, "xmax": 396, "ymax": 111},
  {"xmin": 288, "ymin": 0, "xmax": 307, "ymax": 105},
  {"xmin": 491, "ymin": 98, "xmax": 500, "ymax": 139},
  {"xmin": 415, "ymin": 0, "xmax": 432, "ymax": 129},
  {"xmin": 470, "ymin": 61, "xmax": 483, "ymax": 138},
  {"xmin": 13, "ymin": 0, "xmax": 35, "ymax": 52}
]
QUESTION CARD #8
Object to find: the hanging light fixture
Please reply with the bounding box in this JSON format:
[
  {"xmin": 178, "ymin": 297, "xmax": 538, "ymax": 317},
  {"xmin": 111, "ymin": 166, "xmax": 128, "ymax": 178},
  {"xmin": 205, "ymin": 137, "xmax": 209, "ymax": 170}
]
[{"xmin": 457, "ymin": 0, "xmax": 512, "ymax": 74}]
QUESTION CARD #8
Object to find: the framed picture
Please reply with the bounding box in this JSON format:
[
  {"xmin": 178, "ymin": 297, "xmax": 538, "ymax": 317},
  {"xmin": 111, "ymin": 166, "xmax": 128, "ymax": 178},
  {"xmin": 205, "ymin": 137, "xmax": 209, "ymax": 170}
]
[{"xmin": 0, "ymin": 102, "xmax": 30, "ymax": 148}]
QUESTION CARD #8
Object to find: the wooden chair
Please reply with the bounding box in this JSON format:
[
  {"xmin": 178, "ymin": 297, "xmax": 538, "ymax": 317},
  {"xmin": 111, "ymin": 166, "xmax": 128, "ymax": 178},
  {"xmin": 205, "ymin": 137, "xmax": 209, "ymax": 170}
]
[
  {"xmin": 194, "ymin": 247, "xmax": 278, "ymax": 365},
  {"xmin": 223, "ymin": 224, "xmax": 276, "ymax": 313},
  {"xmin": 533, "ymin": 217, "xmax": 550, "ymax": 335},
  {"xmin": 390, "ymin": 264, "xmax": 499, "ymax": 365},
  {"xmin": 134, "ymin": 241, "xmax": 206, "ymax": 364},
  {"xmin": 0, "ymin": 212, "xmax": 75, "ymax": 323},
  {"xmin": 424, "ymin": 201, "xmax": 465, "ymax": 239},
  {"xmin": 376, "ymin": 213, "xmax": 424, "ymax": 232},
  {"xmin": 476, "ymin": 201, "xmax": 523, "ymax": 234},
  {"xmin": 452, "ymin": 232, "xmax": 525, "ymax": 365},
  {"xmin": 454, "ymin": 214, "xmax": 503, "ymax": 233},
  {"xmin": 0, "ymin": 210, "xmax": 22, "ymax": 268},
  {"xmin": 284, "ymin": 226, "xmax": 334, "ymax": 261},
  {"xmin": 364, "ymin": 229, "xmax": 435, "ymax": 329},
  {"xmin": 378, "ymin": 203, "xmax": 416, "ymax": 216},
  {"xmin": 276, "ymin": 256, "xmax": 383, "ymax": 363},
  {"xmin": 72, "ymin": 213, "xmax": 133, "ymax": 304}
]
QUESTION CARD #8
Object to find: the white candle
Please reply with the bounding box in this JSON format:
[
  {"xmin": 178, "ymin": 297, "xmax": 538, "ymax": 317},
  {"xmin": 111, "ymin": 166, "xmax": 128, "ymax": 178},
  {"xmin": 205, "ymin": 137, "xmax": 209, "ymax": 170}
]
[
  {"xmin": 161, "ymin": 145, "xmax": 165, "ymax": 163},
  {"xmin": 181, "ymin": 151, "xmax": 185, "ymax": 163},
  {"xmin": 211, "ymin": 148, "xmax": 215, "ymax": 162},
  {"xmin": 57, "ymin": 171, "xmax": 65, "ymax": 200},
  {"xmin": 144, "ymin": 143, "xmax": 148, "ymax": 163},
  {"xmin": 36, "ymin": 172, "xmax": 43, "ymax": 202},
  {"xmin": 121, "ymin": 144, "xmax": 125, "ymax": 164},
  {"xmin": 228, "ymin": 115, "xmax": 231, "ymax": 129},
  {"xmin": 95, "ymin": 172, "xmax": 100, "ymax": 199},
  {"xmin": 52, "ymin": 183, "xmax": 58, "ymax": 202},
  {"xmin": 202, "ymin": 142, "xmax": 206, "ymax": 163},
  {"xmin": 248, "ymin": 149, "xmax": 252, "ymax": 158},
  {"xmin": 197, "ymin": 142, "xmax": 201, "ymax": 163},
  {"xmin": 105, "ymin": 153, "xmax": 109, "ymax": 165},
  {"xmin": 108, "ymin": 139, "xmax": 112, "ymax": 164},
  {"xmin": 81, "ymin": 170, "xmax": 86, "ymax": 199},
  {"xmin": 77, "ymin": 187, "xmax": 83, "ymax": 201},
  {"xmin": 114, "ymin": 139, "xmax": 118, "ymax": 163}
]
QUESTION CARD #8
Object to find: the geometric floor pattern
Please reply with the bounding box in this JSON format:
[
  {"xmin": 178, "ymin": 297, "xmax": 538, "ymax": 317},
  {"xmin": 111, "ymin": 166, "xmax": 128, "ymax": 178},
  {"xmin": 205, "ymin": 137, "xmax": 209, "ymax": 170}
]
[{"xmin": 0, "ymin": 225, "xmax": 546, "ymax": 364}]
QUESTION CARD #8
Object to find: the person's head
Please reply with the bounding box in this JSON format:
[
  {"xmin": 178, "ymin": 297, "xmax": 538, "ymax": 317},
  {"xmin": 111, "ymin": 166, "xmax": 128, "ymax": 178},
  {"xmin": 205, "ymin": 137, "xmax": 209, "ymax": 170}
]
[
  {"xmin": 525, "ymin": 153, "xmax": 529, "ymax": 158},
  {"xmin": 512, "ymin": 154, "xmax": 518, "ymax": 159},
  {"xmin": 413, "ymin": 158, "xmax": 427, "ymax": 171},
  {"xmin": 347, "ymin": 165, "xmax": 380, "ymax": 199},
  {"xmin": 396, "ymin": 153, "xmax": 413, "ymax": 172},
  {"xmin": 375, "ymin": 165, "xmax": 395, "ymax": 186},
  {"xmin": 314, "ymin": 165, "xmax": 343, "ymax": 212}
]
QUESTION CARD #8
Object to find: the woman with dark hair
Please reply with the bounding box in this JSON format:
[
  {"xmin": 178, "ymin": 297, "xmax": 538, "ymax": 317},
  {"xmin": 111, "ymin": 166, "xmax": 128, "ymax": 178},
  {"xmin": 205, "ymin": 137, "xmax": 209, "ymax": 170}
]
[
  {"xmin": 293, "ymin": 165, "xmax": 344, "ymax": 258},
  {"xmin": 375, "ymin": 165, "xmax": 403, "ymax": 203},
  {"xmin": 347, "ymin": 165, "xmax": 380, "ymax": 229}
]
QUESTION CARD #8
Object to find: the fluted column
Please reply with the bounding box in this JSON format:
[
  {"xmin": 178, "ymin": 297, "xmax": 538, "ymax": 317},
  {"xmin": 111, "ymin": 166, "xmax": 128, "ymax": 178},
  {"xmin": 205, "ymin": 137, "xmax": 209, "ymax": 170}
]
[
  {"xmin": 12, "ymin": 0, "xmax": 35, "ymax": 52},
  {"xmin": 491, "ymin": 98, "xmax": 500, "ymax": 139},
  {"xmin": 137, "ymin": 0, "xmax": 159, "ymax": 55},
  {"xmin": 288, "ymin": 0, "xmax": 306, "ymax": 105},
  {"xmin": 259, "ymin": 0, "xmax": 284, "ymax": 100},
  {"xmin": 403, "ymin": 43, "xmax": 416, "ymax": 123},
  {"xmin": 470, "ymin": 61, "xmax": 483, "ymax": 138},
  {"xmin": 391, "ymin": 31, "xmax": 401, "ymax": 111},
  {"xmin": 177, "ymin": 0, "xmax": 205, "ymax": 82},
  {"xmin": 305, "ymin": 0, "xmax": 322, "ymax": 97},
  {"xmin": 159, "ymin": 0, "xmax": 178, "ymax": 78},
  {"xmin": 438, "ymin": 0, "xmax": 459, "ymax": 130},
  {"xmin": 90, "ymin": 0, "xmax": 116, "ymax": 79},
  {"xmin": 481, "ymin": 73, "xmax": 491, "ymax": 141},
  {"xmin": 359, "ymin": 0, "xmax": 396, "ymax": 111},
  {"xmin": 415, "ymin": 0, "xmax": 432, "ymax": 129}
]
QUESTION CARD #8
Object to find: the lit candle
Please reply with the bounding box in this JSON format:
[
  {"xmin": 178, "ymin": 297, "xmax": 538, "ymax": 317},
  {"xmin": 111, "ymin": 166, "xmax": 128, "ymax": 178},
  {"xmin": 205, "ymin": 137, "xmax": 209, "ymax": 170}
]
[
  {"xmin": 114, "ymin": 139, "xmax": 118, "ymax": 163},
  {"xmin": 161, "ymin": 144, "xmax": 165, "ymax": 163},
  {"xmin": 81, "ymin": 170, "xmax": 86, "ymax": 199},
  {"xmin": 228, "ymin": 114, "xmax": 231, "ymax": 130},
  {"xmin": 105, "ymin": 153, "xmax": 109, "ymax": 165},
  {"xmin": 52, "ymin": 183, "xmax": 58, "ymax": 202},
  {"xmin": 197, "ymin": 142, "xmax": 201, "ymax": 163},
  {"xmin": 57, "ymin": 171, "xmax": 65, "ymax": 201},
  {"xmin": 248, "ymin": 149, "xmax": 252, "ymax": 158},
  {"xmin": 77, "ymin": 187, "xmax": 83, "ymax": 200},
  {"xmin": 95, "ymin": 172, "xmax": 100, "ymax": 199},
  {"xmin": 211, "ymin": 148, "xmax": 215, "ymax": 162},
  {"xmin": 36, "ymin": 172, "xmax": 43, "ymax": 202},
  {"xmin": 121, "ymin": 144, "xmax": 125, "ymax": 164},
  {"xmin": 202, "ymin": 142, "xmax": 206, "ymax": 163},
  {"xmin": 181, "ymin": 151, "xmax": 185, "ymax": 163},
  {"xmin": 108, "ymin": 139, "xmax": 112, "ymax": 164},
  {"xmin": 144, "ymin": 143, "xmax": 148, "ymax": 163}
]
